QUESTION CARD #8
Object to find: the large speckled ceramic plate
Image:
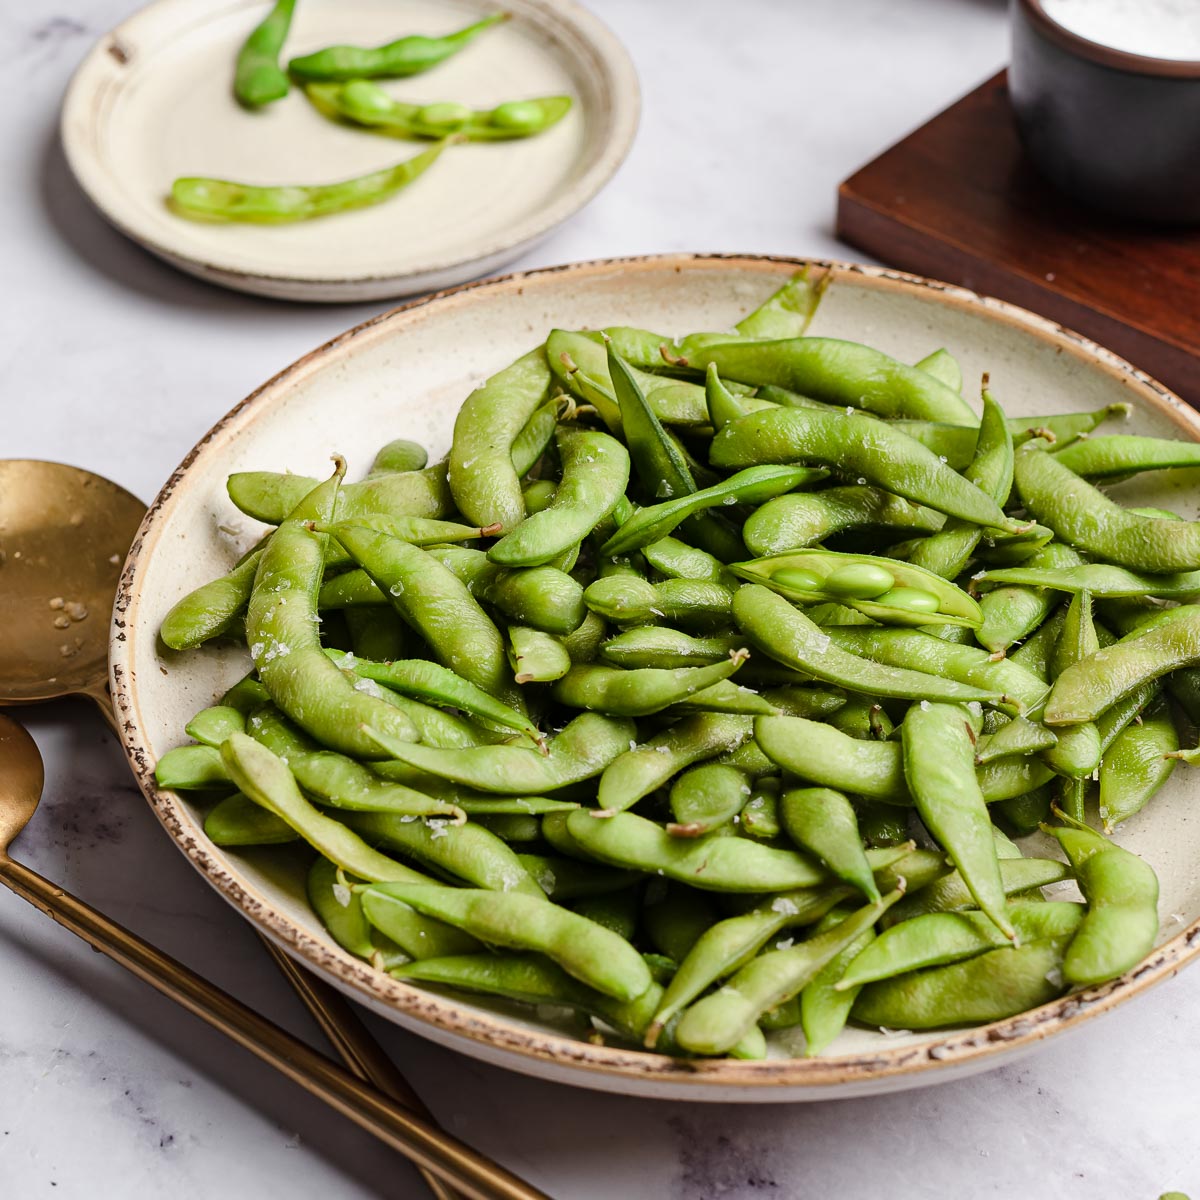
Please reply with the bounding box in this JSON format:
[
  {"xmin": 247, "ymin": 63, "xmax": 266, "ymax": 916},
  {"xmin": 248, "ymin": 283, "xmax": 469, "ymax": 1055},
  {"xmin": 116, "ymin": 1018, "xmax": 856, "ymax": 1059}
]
[
  {"xmin": 61, "ymin": 0, "xmax": 637, "ymax": 301},
  {"xmin": 112, "ymin": 255, "xmax": 1200, "ymax": 1101}
]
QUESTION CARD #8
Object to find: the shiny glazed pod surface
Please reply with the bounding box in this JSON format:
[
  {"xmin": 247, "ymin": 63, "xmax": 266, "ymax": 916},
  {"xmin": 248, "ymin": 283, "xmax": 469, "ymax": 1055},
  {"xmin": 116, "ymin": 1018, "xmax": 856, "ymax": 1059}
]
[{"xmin": 113, "ymin": 254, "xmax": 1200, "ymax": 1102}]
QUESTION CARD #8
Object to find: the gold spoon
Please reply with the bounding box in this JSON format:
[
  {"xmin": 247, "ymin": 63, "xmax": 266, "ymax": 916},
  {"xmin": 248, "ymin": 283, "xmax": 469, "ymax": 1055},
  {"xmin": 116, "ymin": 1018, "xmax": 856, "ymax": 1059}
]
[
  {"xmin": 0, "ymin": 459, "xmax": 460, "ymax": 1200},
  {"xmin": 0, "ymin": 712, "xmax": 545, "ymax": 1200}
]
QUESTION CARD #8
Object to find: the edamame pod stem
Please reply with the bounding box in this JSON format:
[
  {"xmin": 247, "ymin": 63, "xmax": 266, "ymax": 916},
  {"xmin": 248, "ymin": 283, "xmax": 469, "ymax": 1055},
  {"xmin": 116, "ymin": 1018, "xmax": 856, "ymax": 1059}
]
[
  {"xmin": 674, "ymin": 889, "xmax": 905, "ymax": 1056},
  {"xmin": 233, "ymin": 0, "xmax": 295, "ymax": 107},
  {"xmin": 1043, "ymin": 815, "xmax": 1159, "ymax": 986},
  {"xmin": 448, "ymin": 347, "xmax": 554, "ymax": 532},
  {"xmin": 171, "ymin": 140, "xmax": 456, "ymax": 224},
  {"xmin": 331, "ymin": 523, "xmax": 516, "ymax": 704},
  {"xmin": 903, "ymin": 703, "xmax": 1014, "ymax": 940},
  {"xmin": 743, "ymin": 486, "xmax": 943, "ymax": 557},
  {"xmin": 550, "ymin": 651, "xmax": 748, "ymax": 717},
  {"xmin": 1014, "ymin": 439, "xmax": 1200, "ymax": 572},
  {"xmin": 489, "ymin": 427, "xmax": 630, "ymax": 566},
  {"xmin": 837, "ymin": 901, "xmax": 1085, "ymax": 990},
  {"xmin": 287, "ymin": 12, "xmax": 509, "ymax": 81},
  {"xmin": 908, "ymin": 386, "xmax": 1014, "ymax": 580},
  {"xmin": 851, "ymin": 937, "xmax": 1070, "ymax": 1030},
  {"xmin": 367, "ymin": 712, "xmax": 636, "ymax": 794},
  {"xmin": 711, "ymin": 408, "xmax": 1020, "ymax": 531},
  {"xmin": 221, "ymin": 734, "xmax": 432, "ymax": 886},
  {"xmin": 733, "ymin": 586, "xmax": 1006, "ymax": 706},
  {"xmin": 307, "ymin": 81, "xmax": 572, "ymax": 141},
  {"xmin": 1044, "ymin": 608, "xmax": 1200, "ymax": 725},
  {"xmin": 361, "ymin": 883, "xmax": 652, "ymax": 1002},
  {"xmin": 228, "ymin": 464, "xmax": 453, "ymax": 526},
  {"xmin": 246, "ymin": 467, "xmax": 423, "ymax": 759},
  {"xmin": 685, "ymin": 338, "xmax": 976, "ymax": 422},
  {"xmin": 1051, "ymin": 434, "xmax": 1200, "ymax": 479}
]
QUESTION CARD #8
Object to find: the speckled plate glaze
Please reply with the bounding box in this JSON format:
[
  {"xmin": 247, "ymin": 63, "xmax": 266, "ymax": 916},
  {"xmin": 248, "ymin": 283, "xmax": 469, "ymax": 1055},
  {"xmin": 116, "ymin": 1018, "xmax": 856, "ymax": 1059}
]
[
  {"xmin": 112, "ymin": 255, "xmax": 1200, "ymax": 1101},
  {"xmin": 61, "ymin": 0, "xmax": 638, "ymax": 302}
]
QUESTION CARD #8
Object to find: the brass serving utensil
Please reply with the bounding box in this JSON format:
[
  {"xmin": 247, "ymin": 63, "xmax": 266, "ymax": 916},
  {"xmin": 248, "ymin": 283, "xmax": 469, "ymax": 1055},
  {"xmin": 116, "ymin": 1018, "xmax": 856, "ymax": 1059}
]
[
  {"xmin": 0, "ymin": 713, "xmax": 545, "ymax": 1200},
  {"xmin": 0, "ymin": 460, "xmax": 461, "ymax": 1200}
]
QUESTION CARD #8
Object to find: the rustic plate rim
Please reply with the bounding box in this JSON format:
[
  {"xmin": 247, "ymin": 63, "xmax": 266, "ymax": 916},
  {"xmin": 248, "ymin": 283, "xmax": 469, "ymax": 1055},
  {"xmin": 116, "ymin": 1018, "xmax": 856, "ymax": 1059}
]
[
  {"xmin": 59, "ymin": 0, "xmax": 641, "ymax": 296},
  {"xmin": 110, "ymin": 252, "xmax": 1200, "ymax": 1093}
]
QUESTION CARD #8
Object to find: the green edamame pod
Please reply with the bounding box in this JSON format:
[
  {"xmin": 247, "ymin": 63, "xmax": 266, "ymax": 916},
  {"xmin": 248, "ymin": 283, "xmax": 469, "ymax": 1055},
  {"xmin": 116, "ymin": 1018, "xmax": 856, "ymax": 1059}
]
[
  {"xmin": 974, "ymin": 717, "xmax": 1057, "ymax": 764},
  {"xmin": 343, "ymin": 606, "xmax": 409, "ymax": 662},
  {"xmin": 160, "ymin": 550, "xmax": 261, "ymax": 651},
  {"xmin": 516, "ymin": 853, "xmax": 640, "ymax": 901},
  {"xmin": 908, "ymin": 386, "xmax": 1014, "ymax": 580},
  {"xmin": 584, "ymin": 575, "xmax": 734, "ymax": 632},
  {"xmin": 367, "ymin": 712, "xmax": 635, "ymax": 794},
  {"xmin": 684, "ymin": 336, "xmax": 976, "ymax": 422},
  {"xmin": 1044, "ymin": 815, "xmax": 1160, "ymax": 986},
  {"xmin": 330, "ymin": 523, "xmax": 516, "ymax": 704},
  {"xmin": 307, "ymin": 859, "xmax": 413, "ymax": 969},
  {"xmin": 367, "ymin": 438, "xmax": 429, "ymax": 475},
  {"xmin": 448, "ymin": 346, "xmax": 554, "ymax": 532},
  {"xmin": 903, "ymin": 703, "xmax": 1013, "ymax": 939},
  {"xmin": 851, "ymin": 936, "xmax": 1070, "ymax": 1029},
  {"xmin": 204, "ymin": 791, "xmax": 296, "ymax": 845},
  {"xmin": 1015, "ymin": 439, "xmax": 1200, "ymax": 573},
  {"xmin": 743, "ymin": 486, "xmax": 943, "ymax": 557},
  {"xmin": 780, "ymin": 787, "xmax": 880, "ymax": 902},
  {"xmin": 733, "ymin": 587, "xmax": 1005, "ymax": 707},
  {"xmin": 288, "ymin": 12, "xmax": 508, "ymax": 81},
  {"xmin": 1051, "ymin": 433, "xmax": 1200, "ymax": 479},
  {"xmin": 184, "ymin": 705, "xmax": 247, "ymax": 748},
  {"xmin": 595, "ymin": 713, "xmax": 753, "ymax": 814},
  {"xmin": 667, "ymin": 763, "xmax": 752, "ymax": 837},
  {"xmin": 799, "ymin": 905, "xmax": 876, "ymax": 1056},
  {"xmin": 220, "ymin": 734, "xmax": 434, "ymax": 886},
  {"xmin": 343, "ymin": 811, "xmax": 543, "ymax": 896},
  {"xmin": 733, "ymin": 549, "xmax": 981, "ymax": 628},
  {"xmin": 674, "ymin": 889, "xmax": 904, "ymax": 1056},
  {"xmin": 327, "ymin": 650, "xmax": 542, "ymax": 748},
  {"xmin": 734, "ymin": 268, "xmax": 829, "ymax": 339},
  {"xmin": 1043, "ymin": 590, "xmax": 1102, "ymax": 787},
  {"xmin": 507, "ymin": 625, "xmax": 572, "ymax": 684},
  {"xmin": 227, "ymin": 464, "xmax": 453, "ymax": 526},
  {"xmin": 171, "ymin": 140, "xmax": 455, "ymax": 224},
  {"xmin": 306, "ymin": 80, "xmax": 571, "ymax": 141},
  {"xmin": 882, "ymin": 856, "xmax": 1072, "ymax": 927},
  {"xmin": 980, "ymin": 563, "xmax": 1200, "ymax": 600},
  {"xmin": 550, "ymin": 651, "xmax": 748, "ymax": 717},
  {"xmin": 599, "ymin": 628, "xmax": 746, "ymax": 670},
  {"xmin": 838, "ymin": 901, "xmax": 1085, "ymax": 989},
  {"xmin": 914, "ymin": 348, "xmax": 963, "ymax": 393},
  {"xmin": 1008, "ymin": 605, "xmax": 1067, "ymax": 682},
  {"xmin": 233, "ymin": 0, "xmax": 295, "ymax": 107},
  {"xmin": 1097, "ymin": 697, "xmax": 1178, "ymax": 831},
  {"xmin": 489, "ymin": 427, "xmax": 630, "ymax": 566},
  {"xmin": 711, "ymin": 409, "xmax": 1020, "ymax": 532},
  {"xmin": 975, "ymin": 542, "xmax": 1085, "ymax": 653},
  {"xmin": 361, "ymin": 883, "xmax": 652, "ymax": 1002},
  {"xmin": 1045, "ymin": 608, "xmax": 1200, "ymax": 725}
]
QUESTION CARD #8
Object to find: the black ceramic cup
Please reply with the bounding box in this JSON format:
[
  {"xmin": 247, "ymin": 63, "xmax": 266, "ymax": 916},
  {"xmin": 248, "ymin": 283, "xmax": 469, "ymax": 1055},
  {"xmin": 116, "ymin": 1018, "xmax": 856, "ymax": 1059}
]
[{"xmin": 1010, "ymin": 0, "xmax": 1200, "ymax": 225}]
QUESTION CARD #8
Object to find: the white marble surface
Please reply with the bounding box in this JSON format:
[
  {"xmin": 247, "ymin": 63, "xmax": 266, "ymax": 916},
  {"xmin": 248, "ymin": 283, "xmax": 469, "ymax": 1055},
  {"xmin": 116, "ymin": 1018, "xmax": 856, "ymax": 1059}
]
[{"xmin": 2, "ymin": 1, "xmax": 1198, "ymax": 1197}]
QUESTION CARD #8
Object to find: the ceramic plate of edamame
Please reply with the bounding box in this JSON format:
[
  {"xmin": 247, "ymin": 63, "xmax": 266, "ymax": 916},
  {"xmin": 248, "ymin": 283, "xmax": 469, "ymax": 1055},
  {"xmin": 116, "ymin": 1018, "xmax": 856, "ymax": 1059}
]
[
  {"xmin": 61, "ymin": 0, "xmax": 638, "ymax": 302},
  {"xmin": 113, "ymin": 254, "xmax": 1200, "ymax": 1101}
]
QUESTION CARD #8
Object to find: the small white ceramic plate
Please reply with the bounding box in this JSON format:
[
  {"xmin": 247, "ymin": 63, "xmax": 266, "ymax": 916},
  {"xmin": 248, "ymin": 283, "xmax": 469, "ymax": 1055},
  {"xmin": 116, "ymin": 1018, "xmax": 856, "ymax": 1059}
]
[
  {"xmin": 113, "ymin": 255, "xmax": 1200, "ymax": 1101},
  {"xmin": 61, "ymin": 0, "xmax": 638, "ymax": 301}
]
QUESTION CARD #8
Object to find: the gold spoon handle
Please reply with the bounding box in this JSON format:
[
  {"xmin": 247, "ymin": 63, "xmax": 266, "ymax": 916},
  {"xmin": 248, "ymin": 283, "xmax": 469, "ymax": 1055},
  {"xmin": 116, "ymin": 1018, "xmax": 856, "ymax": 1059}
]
[
  {"xmin": 90, "ymin": 690, "xmax": 458, "ymax": 1199},
  {"xmin": 258, "ymin": 939, "xmax": 462, "ymax": 1200},
  {"xmin": 0, "ymin": 856, "xmax": 549, "ymax": 1200}
]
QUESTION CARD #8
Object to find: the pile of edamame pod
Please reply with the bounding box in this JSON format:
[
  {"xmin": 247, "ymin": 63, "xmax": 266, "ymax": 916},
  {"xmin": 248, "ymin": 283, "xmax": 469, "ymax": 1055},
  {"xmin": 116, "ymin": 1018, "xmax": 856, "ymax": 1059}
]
[
  {"xmin": 155, "ymin": 270, "xmax": 1200, "ymax": 1059},
  {"xmin": 171, "ymin": 7, "xmax": 572, "ymax": 224}
]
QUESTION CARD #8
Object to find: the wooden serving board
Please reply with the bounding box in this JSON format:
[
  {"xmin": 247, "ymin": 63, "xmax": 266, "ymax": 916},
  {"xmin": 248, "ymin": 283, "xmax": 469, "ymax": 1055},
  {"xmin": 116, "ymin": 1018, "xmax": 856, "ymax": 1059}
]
[{"xmin": 836, "ymin": 72, "xmax": 1200, "ymax": 406}]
